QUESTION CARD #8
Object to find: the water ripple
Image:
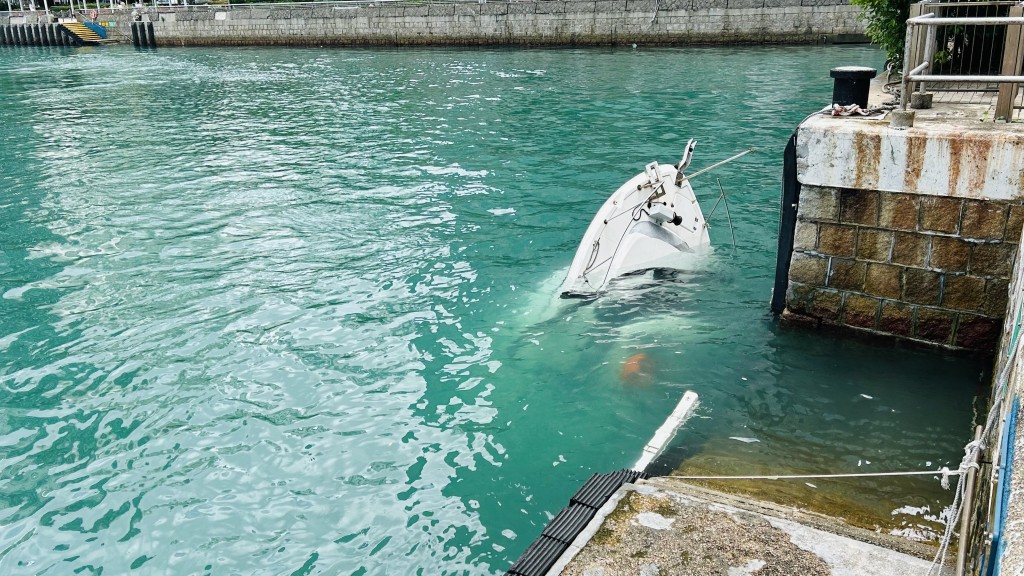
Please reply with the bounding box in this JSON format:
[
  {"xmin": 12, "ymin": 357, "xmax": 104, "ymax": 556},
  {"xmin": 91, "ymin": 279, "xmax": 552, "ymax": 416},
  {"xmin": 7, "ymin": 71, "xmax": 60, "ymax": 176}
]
[{"xmin": 0, "ymin": 44, "xmax": 982, "ymax": 575}]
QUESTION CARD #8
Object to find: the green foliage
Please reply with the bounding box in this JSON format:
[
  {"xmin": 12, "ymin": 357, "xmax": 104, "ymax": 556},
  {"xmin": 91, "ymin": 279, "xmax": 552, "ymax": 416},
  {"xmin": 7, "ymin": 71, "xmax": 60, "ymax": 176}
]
[{"xmin": 851, "ymin": 0, "xmax": 912, "ymax": 68}]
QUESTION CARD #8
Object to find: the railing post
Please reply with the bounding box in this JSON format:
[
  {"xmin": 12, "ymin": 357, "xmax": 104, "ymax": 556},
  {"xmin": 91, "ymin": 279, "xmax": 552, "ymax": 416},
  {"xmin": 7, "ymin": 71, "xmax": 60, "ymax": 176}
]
[
  {"xmin": 921, "ymin": 23, "xmax": 937, "ymax": 97},
  {"xmin": 996, "ymin": 5, "xmax": 1024, "ymax": 122},
  {"xmin": 908, "ymin": 4, "xmax": 925, "ymax": 89},
  {"xmin": 902, "ymin": 4, "xmax": 934, "ymax": 110},
  {"xmin": 902, "ymin": 22, "xmax": 915, "ymax": 110}
]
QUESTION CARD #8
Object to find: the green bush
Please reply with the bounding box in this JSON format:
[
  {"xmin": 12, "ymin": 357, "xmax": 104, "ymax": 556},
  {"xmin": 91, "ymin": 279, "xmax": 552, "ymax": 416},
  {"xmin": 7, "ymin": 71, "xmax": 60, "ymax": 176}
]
[{"xmin": 851, "ymin": 0, "xmax": 912, "ymax": 69}]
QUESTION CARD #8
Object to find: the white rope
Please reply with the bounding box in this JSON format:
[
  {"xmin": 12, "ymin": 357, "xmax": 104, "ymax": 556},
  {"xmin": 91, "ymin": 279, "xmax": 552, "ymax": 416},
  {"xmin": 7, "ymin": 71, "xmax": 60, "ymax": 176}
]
[
  {"xmin": 667, "ymin": 469, "xmax": 960, "ymax": 482},
  {"xmin": 925, "ymin": 296, "xmax": 1024, "ymax": 575}
]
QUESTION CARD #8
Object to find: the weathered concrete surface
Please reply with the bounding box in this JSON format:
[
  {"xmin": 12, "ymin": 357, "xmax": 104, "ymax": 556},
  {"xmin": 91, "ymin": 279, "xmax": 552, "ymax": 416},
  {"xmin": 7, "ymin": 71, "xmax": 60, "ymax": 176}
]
[
  {"xmin": 558, "ymin": 478, "xmax": 947, "ymax": 575},
  {"xmin": 798, "ymin": 116, "xmax": 1024, "ymax": 201}
]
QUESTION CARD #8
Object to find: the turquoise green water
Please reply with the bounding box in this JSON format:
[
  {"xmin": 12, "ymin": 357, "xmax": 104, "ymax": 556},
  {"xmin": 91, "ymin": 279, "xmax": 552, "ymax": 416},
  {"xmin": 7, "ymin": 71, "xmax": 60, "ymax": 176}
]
[{"xmin": 0, "ymin": 44, "xmax": 987, "ymax": 574}]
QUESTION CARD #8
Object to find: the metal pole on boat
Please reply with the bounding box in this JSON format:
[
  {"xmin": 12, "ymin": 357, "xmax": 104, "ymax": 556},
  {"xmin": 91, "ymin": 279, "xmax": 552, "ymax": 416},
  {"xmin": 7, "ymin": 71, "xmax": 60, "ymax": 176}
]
[
  {"xmin": 678, "ymin": 148, "xmax": 756, "ymax": 182},
  {"xmin": 717, "ymin": 179, "xmax": 737, "ymax": 251}
]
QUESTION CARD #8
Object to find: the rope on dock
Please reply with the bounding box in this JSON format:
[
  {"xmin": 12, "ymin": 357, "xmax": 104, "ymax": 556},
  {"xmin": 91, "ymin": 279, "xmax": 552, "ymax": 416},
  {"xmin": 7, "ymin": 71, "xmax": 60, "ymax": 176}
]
[
  {"xmin": 926, "ymin": 298, "xmax": 1024, "ymax": 576},
  {"xmin": 666, "ymin": 468, "xmax": 962, "ymax": 483}
]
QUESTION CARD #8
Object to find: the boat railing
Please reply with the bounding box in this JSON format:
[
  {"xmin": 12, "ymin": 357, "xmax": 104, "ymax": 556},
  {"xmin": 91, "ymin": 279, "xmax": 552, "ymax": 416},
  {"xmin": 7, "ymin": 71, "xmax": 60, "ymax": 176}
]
[{"xmin": 902, "ymin": 0, "xmax": 1024, "ymax": 121}]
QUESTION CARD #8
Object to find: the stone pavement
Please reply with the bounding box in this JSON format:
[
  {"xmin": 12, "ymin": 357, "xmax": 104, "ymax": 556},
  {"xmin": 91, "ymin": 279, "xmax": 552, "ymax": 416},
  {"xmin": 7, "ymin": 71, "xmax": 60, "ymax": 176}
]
[{"xmin": 555, "ymin": 477, "xmax": 949, "ymax": 576}]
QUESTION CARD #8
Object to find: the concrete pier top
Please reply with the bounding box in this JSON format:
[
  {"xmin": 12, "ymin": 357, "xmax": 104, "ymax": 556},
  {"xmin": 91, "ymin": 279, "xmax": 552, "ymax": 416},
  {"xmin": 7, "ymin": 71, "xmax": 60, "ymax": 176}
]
[
  {"xmin": 798, "ymin": 96, "xmax": 1024, "ymax": 202},
  {"xmin": 558, "ymin": 478, "xmax": 947, "ymax": 575}
]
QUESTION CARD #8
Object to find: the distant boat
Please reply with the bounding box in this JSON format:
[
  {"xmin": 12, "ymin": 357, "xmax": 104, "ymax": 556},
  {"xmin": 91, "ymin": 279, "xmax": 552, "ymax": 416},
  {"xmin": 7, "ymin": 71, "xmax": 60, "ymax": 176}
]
[{"xmin": 560, "ymin": 140, "xmax": 712, "ymax": 296}]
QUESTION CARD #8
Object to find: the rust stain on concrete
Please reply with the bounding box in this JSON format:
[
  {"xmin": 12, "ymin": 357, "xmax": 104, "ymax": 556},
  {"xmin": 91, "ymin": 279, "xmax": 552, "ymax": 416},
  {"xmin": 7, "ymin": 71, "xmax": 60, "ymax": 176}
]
[
  {"xmin": 967, "ymin": 135, "xmax": 992, "ymax": 195},
  {"xmin": 948, "ymin": 131, "xmax": 964, "ymax": 195},
  {"xmin": 853, "ymin": 131, "xmax": 882, "ymax": 190},
  {"xmin": 903, "ymin": 133, "xmax": 926, "ymax": 192},
  {"xmin": 1018, "ymin": 148, "xmax": 1024, "ymax": 195}
]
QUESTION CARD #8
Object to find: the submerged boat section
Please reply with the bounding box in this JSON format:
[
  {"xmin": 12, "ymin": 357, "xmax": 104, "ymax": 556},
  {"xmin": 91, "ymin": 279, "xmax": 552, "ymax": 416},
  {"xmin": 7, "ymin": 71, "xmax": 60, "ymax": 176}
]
[{"xmin": 560, "ymin": 147, "xmax": 711, "ymax": 297}]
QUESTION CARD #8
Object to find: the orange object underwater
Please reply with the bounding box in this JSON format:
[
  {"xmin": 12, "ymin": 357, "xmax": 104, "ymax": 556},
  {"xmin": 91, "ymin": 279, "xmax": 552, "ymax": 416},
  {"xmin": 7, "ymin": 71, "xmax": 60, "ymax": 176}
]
[{"xmin": 620, "ymin": 352, "xmax": 653, "ymax": 384}]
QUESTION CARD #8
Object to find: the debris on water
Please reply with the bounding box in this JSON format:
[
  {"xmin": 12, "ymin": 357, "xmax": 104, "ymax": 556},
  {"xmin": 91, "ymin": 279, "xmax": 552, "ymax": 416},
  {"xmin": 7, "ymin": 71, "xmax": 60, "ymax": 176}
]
[
  {"xmin": 860, "ymin": 394, "xmax": 874, "ymax": 399},
  {"xmin": 488, "ymin": 207, "xmax": 516, "ymax": 216},
  {"xmin": 729, "ymin": 437, "xmax": 760, "ymax": 444}
]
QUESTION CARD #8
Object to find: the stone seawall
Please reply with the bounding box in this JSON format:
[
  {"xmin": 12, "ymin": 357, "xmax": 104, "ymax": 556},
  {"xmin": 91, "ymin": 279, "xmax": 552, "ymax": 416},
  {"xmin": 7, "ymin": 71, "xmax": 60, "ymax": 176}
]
[
  {"xmin": 0, "ymin": 0, "xmax": 865, "ymax": 47},
  {"xmin": 156, "ymin": 1, "xmax": 863, "ymax": 47},
  {"xmin": 788, "ymin": 186, "xmax": 1020, "ymax": 350},
  {"xmin": 781, "ymin": 110, "xmax": 1024, "ymax": 352}
]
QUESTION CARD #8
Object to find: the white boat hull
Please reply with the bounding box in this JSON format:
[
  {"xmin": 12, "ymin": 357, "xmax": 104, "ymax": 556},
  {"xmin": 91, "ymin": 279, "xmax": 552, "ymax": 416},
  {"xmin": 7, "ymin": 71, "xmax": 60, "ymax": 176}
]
[{"xmin": 560, "ymin": 159, "xmax": 711, "ymax": 296}]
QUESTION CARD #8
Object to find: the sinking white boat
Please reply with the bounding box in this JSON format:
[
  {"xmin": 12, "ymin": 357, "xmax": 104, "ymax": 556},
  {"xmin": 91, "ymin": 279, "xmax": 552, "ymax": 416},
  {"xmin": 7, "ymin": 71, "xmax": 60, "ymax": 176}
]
[{"xmin": 560, "ymin": 141, "xmax": 712, "ymax": 296}]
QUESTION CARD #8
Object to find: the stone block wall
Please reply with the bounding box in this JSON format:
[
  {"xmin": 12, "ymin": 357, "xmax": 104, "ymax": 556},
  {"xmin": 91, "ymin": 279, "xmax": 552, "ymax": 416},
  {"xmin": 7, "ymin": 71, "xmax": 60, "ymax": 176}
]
[
  {"xmin": 786, "ymin": 185, "xmax": 1022, "ymax": 350},
  {"xmin": 82, "ymin": 0, "xmax": 868, "ymax": 47}
]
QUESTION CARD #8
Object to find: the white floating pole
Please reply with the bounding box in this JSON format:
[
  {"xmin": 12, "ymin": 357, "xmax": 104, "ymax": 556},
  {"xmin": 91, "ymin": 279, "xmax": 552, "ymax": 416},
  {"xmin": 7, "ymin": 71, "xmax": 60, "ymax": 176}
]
[{"xmin": 633, "ymin": 391, "xmax": 699, "ymax": 473}]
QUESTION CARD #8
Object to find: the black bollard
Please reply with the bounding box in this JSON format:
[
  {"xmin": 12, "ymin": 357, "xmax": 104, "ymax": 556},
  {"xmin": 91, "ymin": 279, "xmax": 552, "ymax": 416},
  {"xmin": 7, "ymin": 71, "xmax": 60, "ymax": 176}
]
[
  {"xmin": 830, "ymin": 66, "xmax": 877, "ymax": 109},
  {"xmin": 131, "ymin": 22, "xmax": 140, "ymax": 47},
  {"xmin": 0, "ymin": 26, "xmax": 8, "ymax": 46},
  {"xmin": 146, "ymin": 21, "xmax": 155, "ymax": 48}
]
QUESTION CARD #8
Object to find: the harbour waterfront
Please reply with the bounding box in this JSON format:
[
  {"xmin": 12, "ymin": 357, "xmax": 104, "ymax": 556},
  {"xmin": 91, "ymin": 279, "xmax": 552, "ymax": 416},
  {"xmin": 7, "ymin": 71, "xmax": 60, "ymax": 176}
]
[{"xmin": 0, "ymin": 45, "xmax": 987, "ymax": 574}]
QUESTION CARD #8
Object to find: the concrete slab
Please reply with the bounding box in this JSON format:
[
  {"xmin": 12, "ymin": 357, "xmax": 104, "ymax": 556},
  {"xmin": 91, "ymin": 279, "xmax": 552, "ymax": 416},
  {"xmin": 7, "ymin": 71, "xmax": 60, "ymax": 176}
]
[
  {"xmin": 796, "ymin": 77, "xmax": 1024, "ymax": 201},
  {"xmin": 556, "ymin": 478, "xmax": 951, "ymax": 575}
]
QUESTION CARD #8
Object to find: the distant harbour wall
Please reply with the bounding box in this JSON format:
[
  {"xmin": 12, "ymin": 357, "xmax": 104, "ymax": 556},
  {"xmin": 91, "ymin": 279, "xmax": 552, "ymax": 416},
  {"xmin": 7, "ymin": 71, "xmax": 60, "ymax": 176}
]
[{"xmin": 1, "ymin": 0, "xmax": 867, "ymax": 47}]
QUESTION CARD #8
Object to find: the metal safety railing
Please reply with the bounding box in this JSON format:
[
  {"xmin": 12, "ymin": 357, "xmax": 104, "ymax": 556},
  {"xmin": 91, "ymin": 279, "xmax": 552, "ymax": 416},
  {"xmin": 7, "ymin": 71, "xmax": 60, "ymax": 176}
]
[{"xmin": 902, "ymin": 1, "xmax": 1024, "ymax": 121}]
